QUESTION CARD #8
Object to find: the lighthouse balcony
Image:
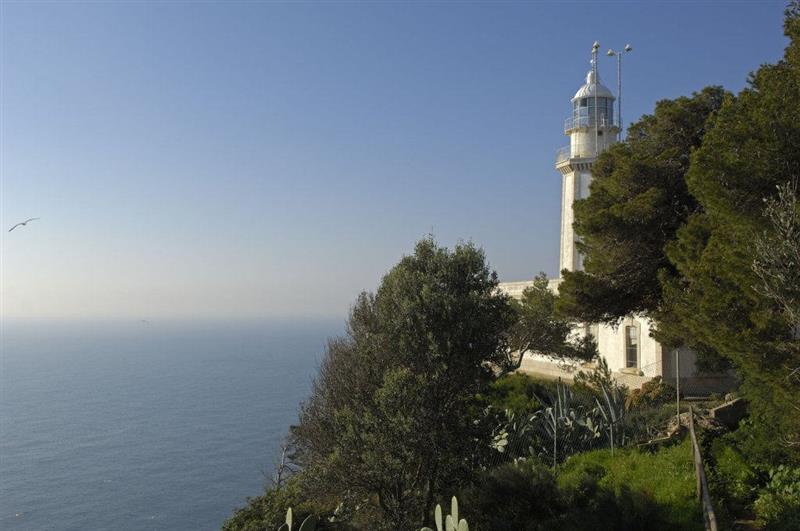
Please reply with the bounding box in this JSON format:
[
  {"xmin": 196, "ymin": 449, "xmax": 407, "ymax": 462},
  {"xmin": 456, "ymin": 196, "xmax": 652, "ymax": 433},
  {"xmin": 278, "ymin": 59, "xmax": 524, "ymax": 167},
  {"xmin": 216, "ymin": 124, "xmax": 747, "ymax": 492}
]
[
  {"xmin": 556, "ymin": 145, "xmax": 571, "ymax": 164},
  {"xmin": 556, "ymin": 141, "xmax": 600, "ymax": 164},
  {"xmin": 564, "ymin": 115, "xmax": 619, "ymax": 134}
]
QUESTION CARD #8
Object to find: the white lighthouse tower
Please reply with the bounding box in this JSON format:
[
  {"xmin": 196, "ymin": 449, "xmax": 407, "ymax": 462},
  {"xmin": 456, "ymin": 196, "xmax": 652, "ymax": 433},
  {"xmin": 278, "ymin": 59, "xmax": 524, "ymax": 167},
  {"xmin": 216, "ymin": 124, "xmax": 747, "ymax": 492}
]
[{"xmin": 556, "ymin": 42, "xmax": 619, "ymax": 273}]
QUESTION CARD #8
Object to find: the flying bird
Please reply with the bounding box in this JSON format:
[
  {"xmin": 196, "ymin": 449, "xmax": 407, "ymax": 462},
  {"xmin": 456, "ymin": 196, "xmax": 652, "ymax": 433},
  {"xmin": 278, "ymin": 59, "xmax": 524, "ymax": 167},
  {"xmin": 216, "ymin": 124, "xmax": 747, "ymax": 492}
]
[{"xmin": 8, "ymin": 218, "xmax": 40, "ymax": 232}]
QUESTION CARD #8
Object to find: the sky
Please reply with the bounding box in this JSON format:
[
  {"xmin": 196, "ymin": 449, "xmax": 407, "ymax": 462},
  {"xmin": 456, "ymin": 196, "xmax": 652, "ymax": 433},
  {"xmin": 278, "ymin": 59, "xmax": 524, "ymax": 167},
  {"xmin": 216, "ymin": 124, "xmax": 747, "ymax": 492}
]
[{"xmin": 0, "ymin": 1, "xmax": 791, "ymax": 321}]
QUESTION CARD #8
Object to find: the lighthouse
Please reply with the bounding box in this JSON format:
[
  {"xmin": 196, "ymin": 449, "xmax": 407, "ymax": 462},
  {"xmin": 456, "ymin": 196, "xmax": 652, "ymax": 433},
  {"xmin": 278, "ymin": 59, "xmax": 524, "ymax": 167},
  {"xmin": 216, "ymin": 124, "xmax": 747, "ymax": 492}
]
[
  {"xmin": 496, "ymin": 42, "xmax": 736, "ymax": 393},
  {"xmin": 556, "ymin": 42, "xmax": 619, "ymax": 273}
]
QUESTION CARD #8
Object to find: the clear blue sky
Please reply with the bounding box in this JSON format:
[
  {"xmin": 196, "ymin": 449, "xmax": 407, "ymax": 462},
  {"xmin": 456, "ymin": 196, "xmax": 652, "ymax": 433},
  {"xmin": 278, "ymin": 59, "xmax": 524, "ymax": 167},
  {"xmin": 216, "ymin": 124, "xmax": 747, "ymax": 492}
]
[{"xmin": 0, "ymin": 1, "xmax": 789, "ymax": 320}]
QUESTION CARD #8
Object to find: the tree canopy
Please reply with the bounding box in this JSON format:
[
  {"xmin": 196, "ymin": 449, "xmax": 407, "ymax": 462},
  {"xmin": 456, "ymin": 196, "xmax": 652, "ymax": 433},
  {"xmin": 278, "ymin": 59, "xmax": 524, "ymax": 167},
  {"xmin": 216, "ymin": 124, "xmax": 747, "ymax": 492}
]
[
  {"xmin": 508, "ymin": 273, "xmax": 597, "ymax": 368},
  {"xmin": 658, "ymin": 2, "xmax": 800, "ymax": 453},
  {"xmin": 291, "ymin": 238, "xmax": 516, "ymax": 529}
]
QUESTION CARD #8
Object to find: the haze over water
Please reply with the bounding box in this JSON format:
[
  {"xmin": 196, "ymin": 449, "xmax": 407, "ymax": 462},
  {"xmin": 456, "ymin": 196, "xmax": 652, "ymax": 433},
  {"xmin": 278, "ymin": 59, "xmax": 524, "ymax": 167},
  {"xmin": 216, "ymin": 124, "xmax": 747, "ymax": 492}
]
[{"xmin": 0, "ymin": 320, "xmax": 341, "ymax": 531}]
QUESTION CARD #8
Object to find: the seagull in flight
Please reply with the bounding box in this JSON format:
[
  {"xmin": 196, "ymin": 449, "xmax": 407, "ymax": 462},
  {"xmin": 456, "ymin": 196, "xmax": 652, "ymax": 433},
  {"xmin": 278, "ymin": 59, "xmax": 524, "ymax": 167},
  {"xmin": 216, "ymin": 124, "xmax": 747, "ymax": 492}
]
[{"xmin": 8, "ymin": 218, "xmax": 40, "ymax": 232}]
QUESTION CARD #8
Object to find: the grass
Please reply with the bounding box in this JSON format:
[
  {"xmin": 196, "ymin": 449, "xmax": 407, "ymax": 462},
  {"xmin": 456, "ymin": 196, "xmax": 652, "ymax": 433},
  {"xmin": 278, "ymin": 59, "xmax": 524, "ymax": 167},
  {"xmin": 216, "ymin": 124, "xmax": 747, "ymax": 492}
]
[{"xmin": 557, "ymin": 437, "xmax": 704, "ymax": 530}]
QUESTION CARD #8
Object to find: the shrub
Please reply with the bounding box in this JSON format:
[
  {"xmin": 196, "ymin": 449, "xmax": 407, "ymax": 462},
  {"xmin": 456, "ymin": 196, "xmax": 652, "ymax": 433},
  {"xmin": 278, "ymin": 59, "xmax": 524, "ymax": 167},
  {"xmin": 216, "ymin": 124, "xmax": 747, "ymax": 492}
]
[
  {"xmin": 625, "ymin": 377, "xmax": 676, "ymax": 411},
  {"xmin": 754, "ymin": 465, "xmax": 800, "ymax": 530},
  {"xmin": 479, "ymin": 373, "xmax": 550, "ymax": 416},
  {"xmin": 625, "ymin": 403, "xmax": 677, "ymax": 442},
  {"xmin": 460, "ymin": 460, "xmax": 564, "ymax": 531},
  {"xmin": 462, "ymin": 439, "xmax": 702, "ymax": 530},
  {"xmin": 223, "ymin": 476, "xmax": 310, "ymax": 531},
  {"xmin": 572, "ymin": 357, "xmax": 618, "ymax": 398},
  {"xmin": 223, "ymin": 472, "xmax": 350, "ymax": 531},
  {"xmin": 708, "ymin": 438, "xmax": 759, "ymax": 514},
  {"xmin": 558, "ymin": 438, "xmax": 703, "ymax": 531}
]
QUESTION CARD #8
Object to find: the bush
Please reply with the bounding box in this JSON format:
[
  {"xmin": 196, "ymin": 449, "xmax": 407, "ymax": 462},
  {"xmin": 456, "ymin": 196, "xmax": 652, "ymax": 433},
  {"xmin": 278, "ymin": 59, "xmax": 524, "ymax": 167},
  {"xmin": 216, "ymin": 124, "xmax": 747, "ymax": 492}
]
[
  {"xmin": 754, "ymin": 465, "xmax": 800, "ymax": 530},
  {"xmin": 223, "ymin": 476, "xmax": 310, "ymax": 531},
  {"xmin": 708, "ymin": 438, "xmax": 759, "ymax": 514},
  {"xmin": 460, "ymin": 460, "xmax": 563, "ymax": 531},
  {"xmin": 625, "ymin": 403, "xmax": 677, "ymax": 442},
  {"xmin": 558, "ymin": 438, "xmax": 703, "ymax": 530},
  {"xmin": 223, "ymin": 472, "xmax": 350, "ymax": 531},
  {"xmin": 462, "ymin": 438, "xmax": 702, "ymax": 530},
  {"xmin": 625, "ymin": 377, "xmax": 676, "ymax": 411},
  {"xmin": 479, "ymin": 373, "xmax": 551, "ymax": 416}
]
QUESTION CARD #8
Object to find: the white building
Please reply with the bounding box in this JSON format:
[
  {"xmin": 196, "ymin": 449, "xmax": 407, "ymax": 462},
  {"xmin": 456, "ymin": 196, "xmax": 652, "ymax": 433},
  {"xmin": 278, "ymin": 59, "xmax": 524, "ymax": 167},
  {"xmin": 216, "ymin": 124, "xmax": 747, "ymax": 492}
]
[{"xmin": 499, "ymin": 49, "xmax": 729, "ymax": 392}]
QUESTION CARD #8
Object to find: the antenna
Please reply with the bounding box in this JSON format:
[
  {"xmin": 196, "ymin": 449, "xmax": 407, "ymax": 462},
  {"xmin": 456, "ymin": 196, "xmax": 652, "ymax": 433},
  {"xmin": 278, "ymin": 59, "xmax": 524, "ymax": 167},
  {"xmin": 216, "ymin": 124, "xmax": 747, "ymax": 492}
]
[
  {"xmin": 592, "ymin": 41, "xmax": 600, "ymax": 155},
  {"xmin": 607, "ymin": 44, "xmax": 633, "ymax": 140}
]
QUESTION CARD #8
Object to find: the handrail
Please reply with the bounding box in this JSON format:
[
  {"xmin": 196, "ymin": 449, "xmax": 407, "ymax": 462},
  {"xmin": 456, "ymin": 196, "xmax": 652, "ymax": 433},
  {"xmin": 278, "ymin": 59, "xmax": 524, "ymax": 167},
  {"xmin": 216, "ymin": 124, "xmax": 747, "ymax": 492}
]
[
  {"xmin": 688, "ymin": 406, "xmax": 719, "ymax": 531},
  {"xmin": 564, "ymin": 115, "xmax": 619, "ymax": 133},
  {"xmin": 555, "ymin": 146, "xmax": 570, "ymax": 164},
  {"xmin": 555, "ymin": 142, "xmax": 598, "ymax": 164}
]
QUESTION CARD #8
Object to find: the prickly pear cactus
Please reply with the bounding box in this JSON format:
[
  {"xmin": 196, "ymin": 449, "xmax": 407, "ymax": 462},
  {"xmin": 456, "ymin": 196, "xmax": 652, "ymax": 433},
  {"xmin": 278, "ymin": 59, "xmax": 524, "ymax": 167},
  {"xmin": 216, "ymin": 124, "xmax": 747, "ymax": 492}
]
[{"xmin": 421, "ymin": 496, "xmax": 469, "ymax": 531}]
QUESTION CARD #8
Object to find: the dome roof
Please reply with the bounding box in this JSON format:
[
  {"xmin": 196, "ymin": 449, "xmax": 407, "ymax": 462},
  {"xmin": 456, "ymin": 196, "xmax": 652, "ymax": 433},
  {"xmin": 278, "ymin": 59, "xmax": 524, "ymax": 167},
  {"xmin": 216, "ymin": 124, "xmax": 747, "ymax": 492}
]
[{"xmin": 572, "ymin": 70, "xmax": 615, "ymax": 101}]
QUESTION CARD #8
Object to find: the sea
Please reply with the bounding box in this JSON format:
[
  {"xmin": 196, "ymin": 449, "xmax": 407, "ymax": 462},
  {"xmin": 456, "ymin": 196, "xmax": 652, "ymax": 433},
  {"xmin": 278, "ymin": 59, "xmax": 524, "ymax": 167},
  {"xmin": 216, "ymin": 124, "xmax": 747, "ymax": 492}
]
[{"xmin": 0, "ymin": 319, "xmax": 343, "ymax": 531}]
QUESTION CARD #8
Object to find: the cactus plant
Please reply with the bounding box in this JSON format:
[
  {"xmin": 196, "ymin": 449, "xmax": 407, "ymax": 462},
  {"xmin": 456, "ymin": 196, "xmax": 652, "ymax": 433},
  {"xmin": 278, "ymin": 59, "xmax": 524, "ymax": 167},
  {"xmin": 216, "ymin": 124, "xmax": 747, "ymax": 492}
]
[
  {"xmin": 421, "ymin": 496, "xmax": 469, "ymax": 531},
  {"xmin": 277, "ymin": 508, "xmax": 318, "ymax": 531}
]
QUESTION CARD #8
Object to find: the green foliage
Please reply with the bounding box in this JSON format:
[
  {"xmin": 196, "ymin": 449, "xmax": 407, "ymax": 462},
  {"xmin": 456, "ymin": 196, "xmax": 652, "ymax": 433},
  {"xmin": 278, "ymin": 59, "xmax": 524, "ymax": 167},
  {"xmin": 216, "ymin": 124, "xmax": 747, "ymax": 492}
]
[
  {"xmin": 532, "ymin": 382, "xmax": 603, "ymax": 466},
  {"xmin": 572, "ymin": 357, "xmax": 615, "ymax": 396},
  {"xmin": 223, "ymin": 475, "xmax": 316, "ymax": 531},
  {"xmin": 658, "ymin": 2, "xmax": 800, "ymax": 455},
  {"xmin": 291, "ymin": 238, "xmax": 516, "ymax": 529},
  {"xmin": 488, "ymin": 366, "xmax": 655, "ymax": 465},
  {"xmin": 479, "ymin": 373, "xmax": 550, "ymax": 416},
  {"xmin": 753, "ymin": 182, "xmax": 800, "ymax": 330},
  {"xmin": 420, "ymin": 497, "xmax": 469, "ymax": 531},
  {"xmin": 708, "ymin": 437, "xmax": 759, "ymax": 515},
  {"xmin": 460, "ymin": 460, "xmax": 564, "ymax": 531},
  {"xmin": 625, "ymin": 377, "xmax": 677, "ymax": 411},
  {"xmin": 488, "ymin": 408, "xmax": 538, "ymax": 460},
  {"xmin": 754, "ymin": 465, "xmax": 800, "ymax": 530},
  {"xmin": 573, "ymin": 359, "xmax": 633, "ymax": 449},
  {"xmin": 558, "ymin": 439, "xmax": 703, "ymax": 530},
  {"xmin": 507, "ymin": 273, "xmax": 597, "ymax": 369},
  {"xmin": 462, "ymin": 440, "xmax": 702, "ymax": 530},
  {"xmin": 624, "ymin": 402, "xmax": 677, "ymax": 443},
  {"xmin": 278, "ymin": 509, "xmax": 319, "ymax": 531}
]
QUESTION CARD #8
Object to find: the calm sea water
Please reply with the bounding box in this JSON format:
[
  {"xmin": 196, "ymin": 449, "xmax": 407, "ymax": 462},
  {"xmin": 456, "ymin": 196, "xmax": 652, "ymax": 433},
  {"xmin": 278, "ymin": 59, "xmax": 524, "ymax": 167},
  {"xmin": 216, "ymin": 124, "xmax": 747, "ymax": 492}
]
[{"xmin": 0, "ymin": 319, "xmax": 341, "ymax": 531}]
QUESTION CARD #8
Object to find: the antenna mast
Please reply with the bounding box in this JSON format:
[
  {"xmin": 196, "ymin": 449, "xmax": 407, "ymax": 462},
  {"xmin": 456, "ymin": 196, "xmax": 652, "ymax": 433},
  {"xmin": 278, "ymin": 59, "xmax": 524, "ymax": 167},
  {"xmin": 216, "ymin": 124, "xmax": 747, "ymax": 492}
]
[{"xmin": 592, "ymin": 41, "xmax": 600, "ymax": 155}]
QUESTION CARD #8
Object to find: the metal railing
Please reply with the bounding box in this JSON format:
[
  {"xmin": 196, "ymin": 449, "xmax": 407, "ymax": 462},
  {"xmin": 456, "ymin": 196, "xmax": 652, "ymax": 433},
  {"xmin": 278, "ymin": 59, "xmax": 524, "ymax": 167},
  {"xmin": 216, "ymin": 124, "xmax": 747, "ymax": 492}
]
[
  {"xmin": 555, "ymin": 141, "xmax": 598, "ymax": 164},
  {"xmin": 564, "ymin": 115, "xmax": 619, "ymax": 134},
  {"xmin": 556, "ymin": 146, "xmax": 571, "ymax": 164}
]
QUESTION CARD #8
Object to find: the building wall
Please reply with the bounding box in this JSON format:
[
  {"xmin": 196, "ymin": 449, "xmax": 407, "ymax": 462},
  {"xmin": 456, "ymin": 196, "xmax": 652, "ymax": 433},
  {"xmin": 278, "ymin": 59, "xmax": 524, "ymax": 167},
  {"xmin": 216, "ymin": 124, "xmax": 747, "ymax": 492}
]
[
  {"xmin": 559, "ymin": 171, "xmax": 576, "ymax": 272},
  {"xmin": 498, "ymin": 280, "xmax": 670, "ymax": 384},
  {"xmin": 595, "ymin": 317, "xmax": 661, "ymax": 378}
]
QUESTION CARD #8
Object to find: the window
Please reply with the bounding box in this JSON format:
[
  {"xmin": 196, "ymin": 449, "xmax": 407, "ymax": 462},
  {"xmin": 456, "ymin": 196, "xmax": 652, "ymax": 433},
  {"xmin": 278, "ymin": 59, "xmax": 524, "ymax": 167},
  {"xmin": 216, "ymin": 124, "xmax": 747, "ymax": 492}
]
[{"xmin": 625, "ymin": 326, "xmax": 638, "ymax": 368}]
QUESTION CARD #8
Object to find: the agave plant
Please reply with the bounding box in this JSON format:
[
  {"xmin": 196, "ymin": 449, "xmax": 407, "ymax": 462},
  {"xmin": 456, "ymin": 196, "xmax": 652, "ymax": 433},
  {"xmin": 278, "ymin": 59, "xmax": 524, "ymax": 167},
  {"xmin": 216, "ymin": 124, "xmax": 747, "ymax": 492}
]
[
  {"xmin": 594, "ymin": 378, "xmax": 627, "ymax": 454},
  {"xmin": 277, "ymin": 508, "xmax": 318, "ymax": 531},
  {"xmin": 532, "ymin": 382, "xmax": 600, "ymax": 466},
  {"xmin": 421, "ymin": 497, "xmax": 469, "ymax": 531}
]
